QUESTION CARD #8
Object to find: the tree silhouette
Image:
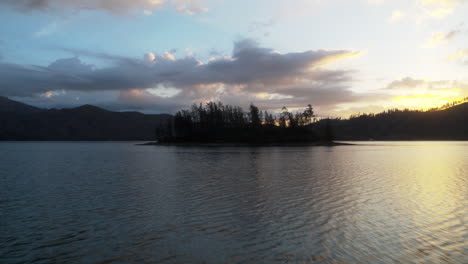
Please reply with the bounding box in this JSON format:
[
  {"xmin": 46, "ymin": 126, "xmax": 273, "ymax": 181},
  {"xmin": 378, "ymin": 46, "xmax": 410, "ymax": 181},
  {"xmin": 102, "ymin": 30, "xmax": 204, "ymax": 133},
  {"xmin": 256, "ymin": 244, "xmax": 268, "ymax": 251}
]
[
  {"xmin": 156, "ymin": 102, "xmax": 323, "ymax": 143},
  {"xmin": 324, "ymin": 119, "xmax": 334, "ymax": 142},
  {"xmin": 264, "ymin": 110, "xmax": 275, "ymax": 126},
  {"xmin": 303, "ymin": 104, "xmax": 314, "ymax": 125},
  {"xmin": 249, "ymin": 103, "xmax": 261, "ymax": 127},
  {"xmin": 279, "ymin": 106, "xmax": 289, "ymax": 128}
]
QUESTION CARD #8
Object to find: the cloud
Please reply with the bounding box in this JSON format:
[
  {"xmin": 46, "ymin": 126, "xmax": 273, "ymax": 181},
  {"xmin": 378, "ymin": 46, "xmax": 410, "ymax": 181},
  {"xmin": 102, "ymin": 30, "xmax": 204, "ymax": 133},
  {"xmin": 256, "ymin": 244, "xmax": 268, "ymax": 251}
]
[
  {"xmin": 34, "ymin": 21, "xmax": 60, "ymax": 37},
  {"xmin": 385, "ymin": 77, "xmax": 426, "ymax": 90},
  {"xmin": 390, "ymin": 79, "xmax": 468, "ymax": 109},
  {"xmin": 0, "ymin": 0, "xmax": 207, "ymax": 15},
  {"xmin": 34, "ymin": 16, "xmax": 74, "ymax": 37},
  {"xmin": 425, "ymin": 29, "xmax": 461, "ymax": 47},
  {"xmin": 249, "ymin": 18, "xmax": 275, "ymax": 38},
  {"xmin": 0, "ymin": 0, "xmax": 162, "ymax": 13},
  {"xmin": 173, "ymin": 0, "xmax": 207, "ymax": 15},
  {"xmin": 389, "ymin": 0, "xmax": 467, "ymax": 22},
  {"xmin": 447, "ymin": 48, "xmax": 468, "ymax": 61},
  {"xmin": 389, "ymin": 10, "xmax": 406, "ymax": 22},
  {"xmin": 384, "ymin": 77, "xmax": 468, "ymax": 92},
  {"xmin": 417, "ymin": 0, "xmax": 466, "ymax": 19},
  {"xmin": 0, "ymin": 39, "xmax": 364, "ymax": 113},
  {"xmin": 384, "ymin": 77, "xmax": 468, "ymax": 108},
  {"xmin": 367, "ymin": 0, "xmax": 386, "ymax": 4},
  {"xmin": 144, "ymin": 52, "xmax": 156, "ymax": 62},
  {"xmin": 333, "ymin": 77, "xmax": 468, "ymax": 116}
]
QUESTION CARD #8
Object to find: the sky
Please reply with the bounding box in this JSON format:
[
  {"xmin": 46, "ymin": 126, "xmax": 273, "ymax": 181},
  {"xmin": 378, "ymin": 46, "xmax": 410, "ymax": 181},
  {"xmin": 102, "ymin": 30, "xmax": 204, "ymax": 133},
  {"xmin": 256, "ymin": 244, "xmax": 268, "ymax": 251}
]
[{"xmin": 1, "ymin": 0, "xmax": 468, "ymax": 117}]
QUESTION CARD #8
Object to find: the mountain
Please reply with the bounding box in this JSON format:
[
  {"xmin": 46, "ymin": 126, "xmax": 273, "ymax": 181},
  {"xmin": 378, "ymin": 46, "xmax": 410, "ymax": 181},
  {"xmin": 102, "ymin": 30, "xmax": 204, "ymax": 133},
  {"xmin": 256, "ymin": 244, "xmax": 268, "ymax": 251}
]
[
  {"xmin": 0, "ymin": 97, "xmax": 172, "ymax": 141},
  {"xmin": 327, "ymin": 102, "xmax": 468, "ymax": 140},
  {"xmin": 0, "ymin": 96, "xmax": 41, "ymax": 113},
  {"xmin": 3, "ymin": 96, "xmax": 468, "ymax": 141}
]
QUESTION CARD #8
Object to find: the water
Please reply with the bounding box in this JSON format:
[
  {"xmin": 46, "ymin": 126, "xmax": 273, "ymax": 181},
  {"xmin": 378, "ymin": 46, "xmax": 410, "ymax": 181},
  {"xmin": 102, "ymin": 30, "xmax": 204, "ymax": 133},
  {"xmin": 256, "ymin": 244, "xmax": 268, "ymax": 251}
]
[{"xmin": 0, "ymin": 142, "xmax": 466, "ymax": 264}]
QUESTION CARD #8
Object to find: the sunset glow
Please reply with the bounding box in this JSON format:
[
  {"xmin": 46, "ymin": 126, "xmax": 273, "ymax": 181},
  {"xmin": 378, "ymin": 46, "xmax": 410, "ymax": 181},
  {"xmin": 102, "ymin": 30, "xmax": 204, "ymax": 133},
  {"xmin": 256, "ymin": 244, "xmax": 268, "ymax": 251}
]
[
  {"xmin": 0, "ymin": 0, "xmax": 467, "ymax": 117},
  {"xmin": 2, "ymin": 3, "xmax": 468, "ymax": 263},
  {"xmin": 392, "ymin": 90, "xmax": 462, "ymax": 109}
]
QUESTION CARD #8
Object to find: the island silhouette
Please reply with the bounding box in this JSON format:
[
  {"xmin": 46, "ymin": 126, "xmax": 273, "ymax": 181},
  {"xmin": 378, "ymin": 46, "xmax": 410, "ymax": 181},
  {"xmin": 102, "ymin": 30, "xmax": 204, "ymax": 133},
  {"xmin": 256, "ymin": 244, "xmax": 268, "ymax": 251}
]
[
  {"xmin": 154, "ymin": 102, "xmax": 336, "ymax": 145},
  {"xmin": 1, "ymin": 96, "xmax": 468, "ymax": 142}
]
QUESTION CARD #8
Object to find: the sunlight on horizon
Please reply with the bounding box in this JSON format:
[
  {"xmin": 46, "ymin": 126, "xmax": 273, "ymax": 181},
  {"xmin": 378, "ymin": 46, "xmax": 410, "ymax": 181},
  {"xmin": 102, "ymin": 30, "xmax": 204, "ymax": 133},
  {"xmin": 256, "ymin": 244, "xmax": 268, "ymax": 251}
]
[
  {"xmin": 1, "ymin": 0, "xmax": 468, "ymax": 114},
  {"xmin": 391, "ymin": 90, "xmax": 464, "ymax": 110}
]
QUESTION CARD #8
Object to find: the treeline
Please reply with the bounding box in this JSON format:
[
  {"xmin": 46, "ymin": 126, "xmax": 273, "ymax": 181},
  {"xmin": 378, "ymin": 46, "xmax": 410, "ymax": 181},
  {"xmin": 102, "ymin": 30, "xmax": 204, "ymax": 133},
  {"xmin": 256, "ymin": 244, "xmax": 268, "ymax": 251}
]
[
  {"xmin": 156, "ymin": 102, "xmax": 333, "ymax": 143},
  {"xmin": 329, "ymin": 101, "xmax": 468, "ymax": 140},
  {"xmin": 347, "ymin": 97, "xmax": 468, "ymax": 119},
  {"xmin": 348, "ymin": 108, "xmax": 425, "ymax": 120},
  {"xmin": 428, "ymin": 97, "xmax": 468, "ymax": 111}
]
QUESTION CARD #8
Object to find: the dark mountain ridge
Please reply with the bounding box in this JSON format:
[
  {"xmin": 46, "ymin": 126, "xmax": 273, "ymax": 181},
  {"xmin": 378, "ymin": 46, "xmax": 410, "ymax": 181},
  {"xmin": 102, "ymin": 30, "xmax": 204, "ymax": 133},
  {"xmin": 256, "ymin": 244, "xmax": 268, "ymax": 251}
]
[
  {"xmin": 0, "ymin": 97, "xmax": 171, "ymax": 141},
  {"xmin": 0, "ymin": 96, "xmax": 41, "ymax": 113},
  {"xmin": 327, "ymin": 102, "xmax": 468, "ymax": 140},
  {"xmin": 2, "ymin": 97, "xmax": 468, "ymax": 141}
]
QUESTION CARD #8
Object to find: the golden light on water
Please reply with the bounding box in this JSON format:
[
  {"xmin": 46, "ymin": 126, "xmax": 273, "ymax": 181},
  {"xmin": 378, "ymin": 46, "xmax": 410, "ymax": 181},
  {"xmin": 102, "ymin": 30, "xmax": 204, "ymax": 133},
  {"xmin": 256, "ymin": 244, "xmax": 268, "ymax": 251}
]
[
  {"xmin": 390, "ymin": 144, "xmax": 466, "ymax": 254},
  {"xmin": 404, "ymin": 147, "xmax": 459, "ymax": 216},
  {"xmin": 358, "ymin": 143, "xmax": 468, "ymax": 262}
]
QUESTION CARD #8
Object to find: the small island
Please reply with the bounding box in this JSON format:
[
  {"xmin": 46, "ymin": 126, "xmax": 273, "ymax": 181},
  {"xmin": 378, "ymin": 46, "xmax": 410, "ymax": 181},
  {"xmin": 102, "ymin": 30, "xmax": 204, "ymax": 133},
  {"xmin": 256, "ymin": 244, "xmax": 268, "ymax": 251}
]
[{"xmin": 146, "ymin": 102, "xmax": 342, "ymax": 146}]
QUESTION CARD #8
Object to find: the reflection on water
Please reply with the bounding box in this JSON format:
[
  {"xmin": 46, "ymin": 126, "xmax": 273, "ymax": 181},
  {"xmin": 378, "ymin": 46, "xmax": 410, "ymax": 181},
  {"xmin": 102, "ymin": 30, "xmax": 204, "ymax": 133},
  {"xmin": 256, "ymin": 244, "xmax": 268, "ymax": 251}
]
[{"xmin": 0, "ymin": 142, "xmax": 466, "ymax": 263}]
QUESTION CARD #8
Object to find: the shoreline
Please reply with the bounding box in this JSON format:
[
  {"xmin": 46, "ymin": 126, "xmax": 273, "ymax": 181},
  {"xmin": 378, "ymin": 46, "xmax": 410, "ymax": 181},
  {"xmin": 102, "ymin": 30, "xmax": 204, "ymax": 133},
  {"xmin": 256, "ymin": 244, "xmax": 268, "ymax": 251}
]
[{"xmin": 137, "ymin": 141, "xmax": 353, "ymax": 147}]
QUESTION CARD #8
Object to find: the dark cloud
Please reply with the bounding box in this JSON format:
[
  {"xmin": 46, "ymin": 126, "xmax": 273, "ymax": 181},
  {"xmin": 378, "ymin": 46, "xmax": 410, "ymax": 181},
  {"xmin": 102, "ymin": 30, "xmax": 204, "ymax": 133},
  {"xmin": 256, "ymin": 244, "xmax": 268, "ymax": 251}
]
[
  {"xmin": 427, "ymin": 29, "xmax": 462, "ymax": 47},
  {"xmin": 436, "ymin": 29, "xmax": 462, "ymax": 42},
  {"xmin": 385, "ymin": 77, "xmax": 425, "ymax": 90},
  {"xmin": 0, "ymin": 0, "xmax": 162, "ymax": 13},
  {"xmin": 0, "ymin": 0, "xmax": 206, "ymax": 15},
  {"xmin": 0, "ymin": 39, "xmax": 363, "ymax": 113},
  {"xmin": 384, "ymin": 77, "xmax": 468, "ymax": 92},
  {"xmin": 2, "ymin": 0, "xmax": 49, "ymax": 10},
  {"xmin": 445, "ymin": 29, "xmax": 461, "ymax": 40}
]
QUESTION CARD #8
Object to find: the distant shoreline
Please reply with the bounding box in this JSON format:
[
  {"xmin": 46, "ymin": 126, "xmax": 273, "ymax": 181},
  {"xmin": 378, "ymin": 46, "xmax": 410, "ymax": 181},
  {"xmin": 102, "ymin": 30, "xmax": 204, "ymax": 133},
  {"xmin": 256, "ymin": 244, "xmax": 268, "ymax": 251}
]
[{"xmin": 138, "ymin": 141, "xmax": 353, "ymax": 147}]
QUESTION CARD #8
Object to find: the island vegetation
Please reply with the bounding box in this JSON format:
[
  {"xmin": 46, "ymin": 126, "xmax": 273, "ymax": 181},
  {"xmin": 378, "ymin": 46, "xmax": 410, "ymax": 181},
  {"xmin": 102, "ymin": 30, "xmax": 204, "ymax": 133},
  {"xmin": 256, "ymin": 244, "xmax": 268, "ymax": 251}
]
[{"xmin": 155, "ymin": 102, "xmax": 335, "ymax": 144}]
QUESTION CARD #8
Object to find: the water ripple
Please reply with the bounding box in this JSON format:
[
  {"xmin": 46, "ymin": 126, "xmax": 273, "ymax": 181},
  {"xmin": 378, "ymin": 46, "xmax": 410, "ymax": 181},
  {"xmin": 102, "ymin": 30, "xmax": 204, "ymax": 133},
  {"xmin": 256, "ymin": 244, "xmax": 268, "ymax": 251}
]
[{"xmin": 0, "ymin": 142, "xmax": 467, "ymax": 263}]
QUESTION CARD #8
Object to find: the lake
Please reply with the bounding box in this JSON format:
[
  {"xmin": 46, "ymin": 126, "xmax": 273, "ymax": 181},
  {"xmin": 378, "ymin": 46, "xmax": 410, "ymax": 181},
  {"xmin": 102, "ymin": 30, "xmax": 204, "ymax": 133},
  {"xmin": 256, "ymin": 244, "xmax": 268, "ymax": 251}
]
[{"xmin": 0, "ymin": 142, "xmax": 466, "ymax": 263}]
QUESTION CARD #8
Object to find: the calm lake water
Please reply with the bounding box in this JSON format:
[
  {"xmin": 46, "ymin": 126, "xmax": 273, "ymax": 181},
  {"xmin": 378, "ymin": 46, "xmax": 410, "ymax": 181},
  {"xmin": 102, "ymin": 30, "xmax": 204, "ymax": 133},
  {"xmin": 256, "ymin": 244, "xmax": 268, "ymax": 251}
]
[{"xmin": 0, "ymin": 142, "xmax": 467, "ymax": 264}]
